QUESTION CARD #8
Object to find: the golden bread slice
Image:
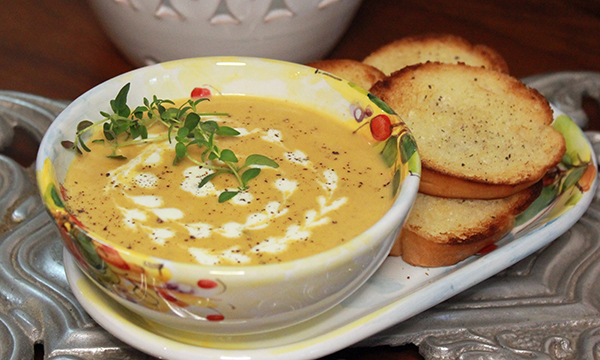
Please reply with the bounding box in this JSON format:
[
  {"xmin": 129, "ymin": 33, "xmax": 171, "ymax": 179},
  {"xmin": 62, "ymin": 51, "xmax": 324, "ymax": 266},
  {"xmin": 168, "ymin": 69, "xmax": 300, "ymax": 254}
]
[
  {"xmin": 363, "ymin": 34, "xmax": 509, "ymax": 75},
  {"xmin": 370, "ymin": 62, "xmax": 565, "ymax": 199},
  {"xmin": 391, "ymin": 182, "xmax": 542, "ymax": 267},
  {"xmin": 307, "ymin": 59, "xmax": 386, "ymax": 90}
]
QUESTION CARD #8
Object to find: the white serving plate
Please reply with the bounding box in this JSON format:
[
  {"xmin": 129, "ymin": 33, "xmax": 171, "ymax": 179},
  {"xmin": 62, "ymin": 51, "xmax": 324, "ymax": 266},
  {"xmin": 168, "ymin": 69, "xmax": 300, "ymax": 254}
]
[{"xmin": 65, "ymin": 110, "xmax": 597, "ymax": 360}]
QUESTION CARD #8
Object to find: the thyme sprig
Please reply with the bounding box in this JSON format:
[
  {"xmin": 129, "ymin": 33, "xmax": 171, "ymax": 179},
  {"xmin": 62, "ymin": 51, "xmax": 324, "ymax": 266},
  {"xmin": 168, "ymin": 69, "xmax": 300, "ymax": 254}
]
[{"xmin": 61, "ymin": 83, "xmax": 279, "ymax": 202}]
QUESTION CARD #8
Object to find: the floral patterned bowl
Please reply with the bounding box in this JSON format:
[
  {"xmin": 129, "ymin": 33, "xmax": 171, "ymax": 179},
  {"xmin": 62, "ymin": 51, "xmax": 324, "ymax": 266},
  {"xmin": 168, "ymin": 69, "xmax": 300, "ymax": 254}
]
[{"xmin": 36, "ymin": 57, "xmax": 420, "ymax": 335}]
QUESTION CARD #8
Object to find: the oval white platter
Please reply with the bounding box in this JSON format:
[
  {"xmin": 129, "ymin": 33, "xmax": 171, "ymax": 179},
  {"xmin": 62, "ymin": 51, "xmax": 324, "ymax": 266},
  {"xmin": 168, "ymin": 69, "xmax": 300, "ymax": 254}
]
[{"xmin": 64, "ymin": 111, "xmax": 597, "ymax": 360}]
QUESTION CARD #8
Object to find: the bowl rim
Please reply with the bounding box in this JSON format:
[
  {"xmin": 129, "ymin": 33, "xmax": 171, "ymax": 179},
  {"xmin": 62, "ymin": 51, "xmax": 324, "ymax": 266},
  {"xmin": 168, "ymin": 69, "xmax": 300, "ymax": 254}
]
[{"xmin": 36, "ymin": 56, "xmax": 421, "ymax": 277}]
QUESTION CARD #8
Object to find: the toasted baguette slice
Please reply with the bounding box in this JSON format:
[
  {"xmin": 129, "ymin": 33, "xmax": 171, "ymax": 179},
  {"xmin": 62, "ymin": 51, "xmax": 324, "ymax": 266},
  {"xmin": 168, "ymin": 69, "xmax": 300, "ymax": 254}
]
[
  {"xmin": 363, "ymin": 34, "xmax": 509, "ymax": 75},
  {"xmin": 419, "ymin": 167, "xmax": 540, "ymax": 199},
  {"xmin": 306, "ymin": 59, "xmax": 386, "ymax": 90},
  {"xmin": 390, "ymin": 182, "xmax": 542, "ymax": 267},
  {"xmin": 370, "ymin": 62, "xmax": 565, "ymax": 199}
]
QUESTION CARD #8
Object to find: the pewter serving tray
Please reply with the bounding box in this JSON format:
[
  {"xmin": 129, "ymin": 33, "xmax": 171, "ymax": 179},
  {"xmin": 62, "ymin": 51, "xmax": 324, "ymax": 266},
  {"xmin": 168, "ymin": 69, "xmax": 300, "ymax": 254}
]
[{"xmin": 1, "ymin": 72, "xmax": 599, "ymax": 360}]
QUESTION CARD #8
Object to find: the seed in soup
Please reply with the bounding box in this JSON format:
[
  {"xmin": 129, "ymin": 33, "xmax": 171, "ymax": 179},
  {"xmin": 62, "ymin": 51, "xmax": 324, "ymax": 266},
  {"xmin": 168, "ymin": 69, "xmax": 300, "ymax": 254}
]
[{"xmin": 63, "ymin": 96, "xmax": 394, "ymax": 265}]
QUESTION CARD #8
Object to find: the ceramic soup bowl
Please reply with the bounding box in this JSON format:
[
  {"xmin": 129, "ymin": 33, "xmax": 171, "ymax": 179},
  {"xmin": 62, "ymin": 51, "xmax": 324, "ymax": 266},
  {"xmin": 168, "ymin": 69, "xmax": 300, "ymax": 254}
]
[
  {"xmin": 87, "ymin": 0, "xmax": 364, "ymax": 66},
  {"xmin": 36, "ymin": 57, "xmax": 420, "ymax": 335}
]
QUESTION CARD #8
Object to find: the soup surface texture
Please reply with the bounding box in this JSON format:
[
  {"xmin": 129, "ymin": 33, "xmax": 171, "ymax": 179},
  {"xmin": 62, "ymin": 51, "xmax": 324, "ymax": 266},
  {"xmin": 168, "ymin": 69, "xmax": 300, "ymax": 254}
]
[{"xmin": 63, "ymin": 96, "xmax": 394, "ymax": 265}]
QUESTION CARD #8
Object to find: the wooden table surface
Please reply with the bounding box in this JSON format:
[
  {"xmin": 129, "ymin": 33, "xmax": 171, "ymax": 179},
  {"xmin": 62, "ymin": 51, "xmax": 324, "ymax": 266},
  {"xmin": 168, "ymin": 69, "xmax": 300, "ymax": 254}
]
[{"xmin": 1, "ymin": 1, "xmax": 599, "ymax": 359}]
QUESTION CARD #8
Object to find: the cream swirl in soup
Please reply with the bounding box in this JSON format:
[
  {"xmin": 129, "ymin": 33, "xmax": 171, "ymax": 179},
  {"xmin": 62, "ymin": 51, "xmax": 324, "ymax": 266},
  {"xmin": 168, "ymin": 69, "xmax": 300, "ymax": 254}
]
[{"xmin": 63, "ymin": 96, "xmax": 394, "ymax": 265}]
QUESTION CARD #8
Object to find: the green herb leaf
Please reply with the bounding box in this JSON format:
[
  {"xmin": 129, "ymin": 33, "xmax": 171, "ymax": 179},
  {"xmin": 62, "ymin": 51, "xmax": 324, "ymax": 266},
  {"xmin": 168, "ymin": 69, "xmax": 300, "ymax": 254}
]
[
  {"xmin": 184, "ymin": 113, "xmax": 200, "ymax": 130},
  {"xmin": 201, "ymin": 148, "xmax": 210, "ymax": 163},
  {"xmin": 61, "ymin": 140, "xmax": 74, "ymax": 149},
  {"xmin": 198, "ymin": 172, "xmax": 217, "ymax": 188},
  {"xmin": 178, "ymin": 106, "xmax": 192, "ymax": 118},
  {"xmin": 113, "ymin": 120, "xmax": 130, "ymax": 136},
  {"xmin": 157, "ymin": 103, "xmax": 167, "ymax": 117},
  {"xmin": 111, "ymin": 83, "xmax": 131, "ymax": 117},
  {"xmin": 219, "ymin": 191, "xmax": 238, "ymax": 203},
  {"xmin": 107, "ymin": 154, "xmax": 127, "ymax": 160},
  {"xmin": 130, "ymin": 123, "xmax": 147, "ymax": 139},
  {"xmin": 77, "ymin": 120, "xmax": 94, "ymax": 132},
  {"xmin": 193, "ymin": 133, "xmax": 208, "ymax": 147},
  {"xmin": 140, "ymin": 125, "xmax": 148, "ymax": 139},
  {"xmin": 132, "ymin": 105, "xmax": 148, "ymax": 119},
  {"xmin": 193, "ymin": 98, "xmax": 209, "ymax": 106},
  {"xmin": 220, "ymin": 149, "xmax": 238, "ymax": 163},
  {"xmin": 216, "ymin": 126, "xmax": 240, "ymax": 136},
  {"xmin": 161, "ymin": 107, "xmax": 179, "ymax": 122},
  {"xmin": 177, "ymin": 127, "xmax": 190, "ymax": 139},
  {"xmin": 103, "ymin": 122, "xmax": 115, "ymax": 140},
  {"xmin": 167, "ymin": 123, "xmax": 175, "ymax": 143},
  {"xmin": 207, "ymin": 133, "xmax": 215, "ymax": 150},
  {"xmin": 175, "ymin": 142, "xmax": 188, "ymax": 159},
  {"xmin": 200, "ymin": 121, "xmax": 219, "ymax": 134},
  {"xmin": 79, "ymin": 137, "xmax": 91, "ymax": 152},
  {"xmin": 241, "ymin": 168, "xmax": 261, "ymax": 184},
  {"xmin": 244, "ymin": 154, "xmax": 279, "ymax": 168}
]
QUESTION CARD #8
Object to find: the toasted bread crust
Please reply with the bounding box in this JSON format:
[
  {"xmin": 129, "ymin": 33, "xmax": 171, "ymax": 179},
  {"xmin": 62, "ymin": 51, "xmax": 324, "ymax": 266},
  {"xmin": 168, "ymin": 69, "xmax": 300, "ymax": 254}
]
[
  {"xmin": 392, "ymin": 182, "xmax": 542, "ymax": 267},
  {"xmin": 419, "ymin": 167, "xmax": 540, "ymax": 199},
  {"xmin": 306, "ymin": 59, "xmax": 386, "ymax": 91},
  {"xmin": 370, "ymin": 62, "xmax": 565, "ymax": 198},
  {"xmin": 394, "ymin": 227, "xmax": 502, "ymax": 267},
  {"xmin": 363, "ymin": 34, "xmax": 509, "ymax": 75}
]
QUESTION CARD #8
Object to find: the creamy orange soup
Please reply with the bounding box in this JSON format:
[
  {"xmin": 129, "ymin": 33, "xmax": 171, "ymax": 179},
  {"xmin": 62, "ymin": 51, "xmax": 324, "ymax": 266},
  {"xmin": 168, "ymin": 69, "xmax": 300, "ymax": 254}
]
[{"xmin": 63, "ymin": 96, "xmax": 394, "ymax": 265}]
